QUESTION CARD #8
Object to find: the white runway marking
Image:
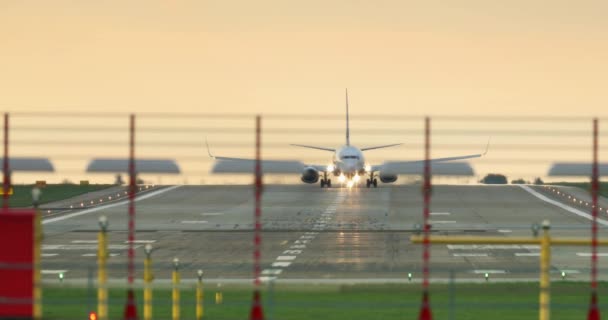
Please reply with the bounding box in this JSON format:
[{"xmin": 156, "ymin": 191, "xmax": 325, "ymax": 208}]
[
  {"xmin": 264, "ymin": 190, "xmax": 346, "ymax": 281},
  {"xmin": 43, "ymin": 185, "xmax": 182, "ymax": 224},
  {"xmin": 497, "ymin": 229, "xmax": 513, "ymax": 233},
  {"xmin": 283, "ymin": 250, "xmax": 302, "ymax": 255},
  {"xmin": 125, "ymin": 240, "xmax": 156, "ymax": 244},
  {"xmin": 559, "ymin": 269, "xmax": 581, "ymax": 274},
  {"xmin": 41, "ymin": 253, "xmax": 58, "ymax": 257},
  {"xmin": 515, "ymin": 252, "xmax": 540, "ymax": 257},
  {"xmin": 430, "ymin": 212, "xmax": 451, "ymax": 216},
  {"xmin": 259, "ymin": 276, "xmax": 277, "ymax": 282},
  {"xmin": 472, "ymin": 270, "xmax": 506, "ymax": 274},
  {"xmin": 42, "ymin": 270, "xmax": 67, "ymax": 275},
  {"xmin": 277, "ymin": 255, "xmax": 297, "ymax": 261},
  {"xmin": 430, "ymin": 220, "xmax": 457, "ymax": 224},
  {"xmin": 520, "ymin": 185, "xmax": 608, "ymax": 226},
  {"xmin": 81, "ymin": 253, "xmax": 120, "ymax": 257},
  {"xmin": 71, "ymin": 240, "xmax": 98, "ymax": 244},
  {"xmin": 272, "ymin": 262, "xmax": 291, "ymax": 267},
  {"xmin": 576, "ymin": 253, "xmax": 608, "ymax": 257},
  {"xmin": 181, "ymin": 220, "xmax": 208, "ymax": 224},
  {"xmin": 262, "ymin": 269, "xmax": 283, "ymax": 275},
  {"xmin": 201, "ymin": 212, "xmax": 224, "ymax": 216},
  {"xmin": 448, "ymin": 244, "xmax": 540, "ymax": 250},
  {"xmin": 453, "ymin": 253, "xmax": 489, "ymax": 257}
]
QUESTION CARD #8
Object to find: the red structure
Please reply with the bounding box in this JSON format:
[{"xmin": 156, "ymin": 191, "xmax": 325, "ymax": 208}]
[
  {"xmin": 588, "ymin": 118, "xmax": 600, "ymax": 320},
  {"xmin": 250, "ymin": 115, "xmax": 265, "ymax": 320},
  {"xmin": 0, "ymin": 209, "xmax": 37, "ymax": 318},
  {"xmin": 419, "ymin": 117, "xmax": 433, "ymax": 320},
  {"xmin": 124, "ymin": 114, "xmax": 139, "ymax": 319}
]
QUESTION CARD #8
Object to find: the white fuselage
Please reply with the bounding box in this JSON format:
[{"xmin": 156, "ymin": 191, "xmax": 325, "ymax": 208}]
[{"xmin": 332, "ymin": 145, "xmax": 365, "ymax": 178}]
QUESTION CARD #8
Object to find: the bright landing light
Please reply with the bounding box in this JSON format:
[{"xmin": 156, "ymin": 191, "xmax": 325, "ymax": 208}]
[
  {"xmin": 327, "ymin": 164, "xmax": 335, "ymax": 172},
  {"xmin": 338, "ymin": 174, "xmax": 346, "ymax": 183},
  {"xmin": 347, "ymin": 181, "xmax": 354, "ymax": 188},
  {"xmin": 365, "ymin": 164, "xmax": 371, "ymax": 172},
  {"xmin": 353, "ymin": 175, "xmax": 361, "ymax": 182}
]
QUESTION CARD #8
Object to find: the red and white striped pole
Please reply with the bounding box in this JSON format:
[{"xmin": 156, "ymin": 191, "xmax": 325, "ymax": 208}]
[
  {"xmin": 419, "ymin": 116, "xmax": 433, "ymax": 320},
  {"xmin": 124, "ymin": 114, "xmax": 139, "ymax": 319},
  {"xmin": 588, "ymin": 118, "xmax": 600, "ymax": 320},
  {"xmin": 250, "ymin": 115, "xmax": 264, "ymax": 320},
  {"xmin": 3, "ymin": 113, "xmax": 9, "ymax": 210}
]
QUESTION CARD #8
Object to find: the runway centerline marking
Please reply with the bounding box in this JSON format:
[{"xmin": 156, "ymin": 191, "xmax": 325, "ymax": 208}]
[
  {"xmin": 43, "ymin": 185, "xmax": 182, "ymax": 224},
  {"xmin": 262, "ymin": 190, "xmax": 347, "ymax": 281},
  {"xmin": 519, "ymin": 185, "xmax": 608, "ymax": 226}
]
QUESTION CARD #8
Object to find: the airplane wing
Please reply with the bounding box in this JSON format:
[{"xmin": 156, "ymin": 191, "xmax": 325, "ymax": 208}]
[
  {"xmin": 207, "ymin": 139, "xmax": 328, "ymax": 173},
  {"xmin": 370, "ymin": 146, "xmax": 487, "ymax": 176},
  {"xmin": 360, "ymin": 143, "xmax": 403, "ymax": 151},
  {"xmin": 372, "ymin": 161, "xmax": 475, "ymax": 176},
  {"xmin": 290, "ymin": 144, "xmax": 335, "ymax": 152}
]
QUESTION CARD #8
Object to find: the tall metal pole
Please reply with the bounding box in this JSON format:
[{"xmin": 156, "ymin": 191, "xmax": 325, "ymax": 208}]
[
  {"xmin": 588, "ymin": 118, "xmax": 600, "ymax": 320},
  {"xmin": 123, "ymin": 114, "xmax": 139, "ymax": 319},
  {"xmin": 419, "ymin": 117, "xmax": 433, "ymax": 320},
  {"xmin": 3, "ymin": 113, "xmax": 9, "ymax": 209},
  {"xmin": 250, "ymin": 115, "xmax": 264, "ymax": 320},
  {"xmin": 128, "ymin": 114, "xmax": 136, "ymax": 284}
]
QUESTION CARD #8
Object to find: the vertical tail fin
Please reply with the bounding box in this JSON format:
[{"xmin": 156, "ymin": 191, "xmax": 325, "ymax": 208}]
[{"xmin": 345, "ymin": 88, "xmax": 350, "ymax": 146}]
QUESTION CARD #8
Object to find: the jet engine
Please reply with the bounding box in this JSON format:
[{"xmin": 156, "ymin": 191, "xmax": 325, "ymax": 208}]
[
  {"xmin": 301, "ymin": 167, "xmax": 320, "ymax": 184},
  {"xmin": 379, "ymin": 172, "xmax": 398, "ymax": 183}
]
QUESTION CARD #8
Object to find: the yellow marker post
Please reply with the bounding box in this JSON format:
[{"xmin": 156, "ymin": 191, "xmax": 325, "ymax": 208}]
[
  {"xmin": 196, "ymin": 270, "xmax": 204, "ymax": 320},
  {"xmin": 143, "ymin": 244, "xmax": 154, "ymax": 320},
  {"xmin": 215, "ymin": 283, "xmax": 223, "ymax": 305},
  {"xmin": 97, "ymin": 216, "xmax": 108, "ymax": 320},
  {"xmin": 172, "ymin": 258, "xmax": 180, "ymax": 320},
  {"xmin": 410, "ymin": 219, "xmax": 608, "ymax": 320},
  {"xmin": 32, "ymin": 186, "xmax": 42, "ymax": 319}
]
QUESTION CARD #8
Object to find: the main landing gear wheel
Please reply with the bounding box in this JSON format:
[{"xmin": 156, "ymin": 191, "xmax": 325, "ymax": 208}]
[
  {"xmin": 373, "ymin": 178, "xmax": 378, "ymax": 188},
  {"xmin": 320, "ymin": 179, "xmax": 332, "ymax": 188},
  {"xmin": 366, "ymin": 179, "xmax": 371, "ymax": 188}
]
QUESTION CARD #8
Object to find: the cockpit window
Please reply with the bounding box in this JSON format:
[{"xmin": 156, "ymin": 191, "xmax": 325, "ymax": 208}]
[{"xmin": 341, "ymin": 155, "xmax": 360, "ymax": 160}]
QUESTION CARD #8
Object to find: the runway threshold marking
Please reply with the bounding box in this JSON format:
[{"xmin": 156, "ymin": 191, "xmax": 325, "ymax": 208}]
[
  {"xmin": 262, "ymin": 191, "xmax": 347, "ymax": 281},
  {"xmin": 519, "ymin": 185, "xmax": 608, "ymax": 226},
  {"xmin": 42, "ymin": 185, "xmax": 182, "ymax": 224}
]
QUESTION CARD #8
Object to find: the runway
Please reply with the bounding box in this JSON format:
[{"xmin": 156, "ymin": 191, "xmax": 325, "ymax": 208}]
[{"xmin": 40, "ymin": 184, "xmax": 608, "ymax": 283}]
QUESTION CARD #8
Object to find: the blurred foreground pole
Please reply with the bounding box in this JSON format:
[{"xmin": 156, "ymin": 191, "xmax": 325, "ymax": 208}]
[
  {"xmin": 539, "ymin": 221, "xmax": 551, "ymax": 320},
  {"xmin": 588, "ymin": 118, "xmax": 600, "ymax": 320},
  {"xmin": 97, "ymin": 216, "xmax": 108, "ymax": 320},
  {"xmin": 33, "ymin": 192, "xmax": 42, "ymax": 319},
  {"xmin": 418, "ymin": 117, "xmax": 433, "ymax": 320},
  {"xmin": 196, "ymin": 270, "xmax": 204, "ymax": 320},
  {"xmin": 124, "ymin": 114, "xmax": 139, "ymax": 319},
  {"xmin": 3, "ymin": 113, "xmax": 9, "ymax": 209},
  {"xmin": 250, "ymin": 115, "xmax": 265, "ymax": 320},
  {"xmin": 143, "ymin": 245, "xmax": 153, "ymax": 320},
  {"xmin": 172, "ymin": 258, "xmax": 181, "ymax": 320}
]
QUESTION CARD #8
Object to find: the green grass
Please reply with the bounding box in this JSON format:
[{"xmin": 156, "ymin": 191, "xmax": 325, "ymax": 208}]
[
  {"xmin": 9, "ymin": 184, "xmax": 114, "ymax": 208},
  {"xmin": 41, "ymin": 282, "xmax": 608, "ymax": 320},
  {"xmin": 547, "ymin": 182, "xmax": 608, "ymax": 198}
]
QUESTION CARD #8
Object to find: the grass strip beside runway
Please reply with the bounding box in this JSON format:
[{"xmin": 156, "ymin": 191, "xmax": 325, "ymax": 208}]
[{"xmin": 42, "ymin": 282, "xmax": 606, "ymax": 319}]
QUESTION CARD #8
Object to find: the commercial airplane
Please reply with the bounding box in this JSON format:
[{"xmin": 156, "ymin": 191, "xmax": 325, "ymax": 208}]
[{"xmin": 209, "ymin": 90, "xmax": 486, "ymax": 188}]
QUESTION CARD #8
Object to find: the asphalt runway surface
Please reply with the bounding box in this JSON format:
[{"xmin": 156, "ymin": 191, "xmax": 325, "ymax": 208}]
[{"xmin": 39, "ymin": 184, "xmax": 608, "ymax": 284}]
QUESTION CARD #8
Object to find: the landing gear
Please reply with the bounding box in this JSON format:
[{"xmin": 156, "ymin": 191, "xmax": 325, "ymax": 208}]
[
  {"xmin": 320, "ymin": 172, "xmax": 331, "ymax": 188},
  {"xmin": 367, "ymin": 172, "xmax": 378, "ymax": 188}
]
